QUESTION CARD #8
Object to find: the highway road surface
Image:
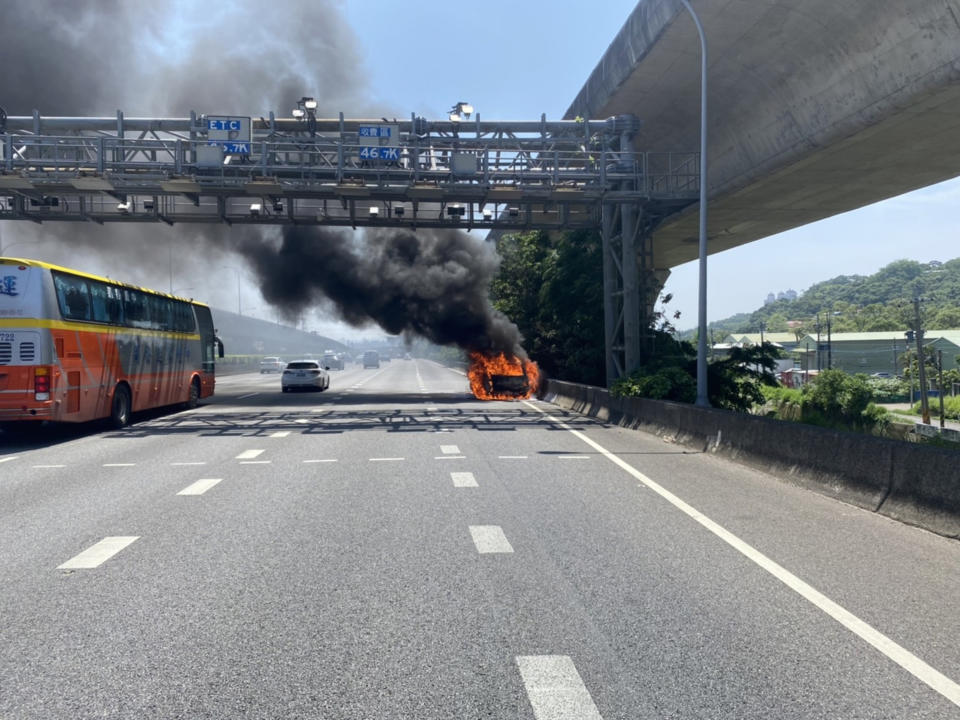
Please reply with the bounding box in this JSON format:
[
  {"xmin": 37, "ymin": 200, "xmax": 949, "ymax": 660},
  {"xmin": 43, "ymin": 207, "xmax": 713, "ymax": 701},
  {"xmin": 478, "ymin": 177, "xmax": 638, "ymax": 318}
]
[{"xmin": 2, "ymin": 359, "xmax": 959, "ymax": 719}]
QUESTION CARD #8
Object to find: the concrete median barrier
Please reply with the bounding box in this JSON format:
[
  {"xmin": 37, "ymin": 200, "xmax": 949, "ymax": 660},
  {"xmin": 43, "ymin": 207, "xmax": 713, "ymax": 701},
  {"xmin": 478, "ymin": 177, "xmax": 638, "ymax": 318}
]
[{"xmin": 541, "ymin": 378, "xmax": 959, "ymax": 539}]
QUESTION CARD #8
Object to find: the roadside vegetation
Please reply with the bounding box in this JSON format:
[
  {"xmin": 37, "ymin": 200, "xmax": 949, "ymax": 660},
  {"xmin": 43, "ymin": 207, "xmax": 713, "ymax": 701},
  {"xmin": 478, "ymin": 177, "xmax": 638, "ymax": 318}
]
[
  {"xmin": 490, "ymin": 230, "xmax": 957, "ymax": 444},
  {"xmin": 694, "ymin": 258, "xmax": 960, "ymax": 339}
]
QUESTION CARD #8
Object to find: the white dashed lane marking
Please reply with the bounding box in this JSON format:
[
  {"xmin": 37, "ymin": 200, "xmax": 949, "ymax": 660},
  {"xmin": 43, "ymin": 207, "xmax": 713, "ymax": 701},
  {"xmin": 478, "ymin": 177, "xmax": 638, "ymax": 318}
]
[
  {"xmin": 558, "ymin": 455, "xmax": 590, "ymax": 460},
  {"xmin": 103, "ymin": 463, "xmax": 135, "ymax": 467},
  {"xmin": 440, "ymin": 445, "xmax": 460, "ymax": 455},
  {"xmin": 177, "ymin": 478, "xmax": 222, "ymax": 495},
  {"xmin": 369, "ymin": 457, "xmax": 405, "ymax": 462},
  {"xmin": 451, "ymin": 472, "xmax": 478, "ymax": 487},
  {"xmin": 58, "ymin": 536, "xmax": 140, "ymax": 570},
  {"xmin": 469, "ymin": 525, "xmax": 514, "ymax": 554},
  {"xmin": 303, "ymin": 459, "xmax": 338, "ymax": 464},
  {"xmin": 0, "ymin": 456, "xmax": 19, "ymax": 464},
  {"xmin": 239, "ymin": 461, "xmax": 271, "ymax": 465},
  {"xmin": 236, "ymin": 392, "xmax": 259, "ymax": 400},
  {"xmin": 499, "ymin": 456, "xmax": 528, "ymax": 460},
  {"xmin": 171, "ymin": 462, "xmax": 207, "ymax": 466},
  {"xmin": 33, "ymin": 464, "xmax": 66, "ymax": 468},
  {"xmin": 516, "ymin": 656, "xmax": 603, "ymax": 720},
  {"xmin": 270, "ymin": 431, "xmax": 291, "ymax": 438},
  {"xmin": 235, "ymin": 449, "xmax": 264, "ymax": 460}
]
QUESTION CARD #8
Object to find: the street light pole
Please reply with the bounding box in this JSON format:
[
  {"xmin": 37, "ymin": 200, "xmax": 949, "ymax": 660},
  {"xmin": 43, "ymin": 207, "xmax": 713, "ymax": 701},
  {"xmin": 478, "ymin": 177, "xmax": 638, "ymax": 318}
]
[
  {"xmin": 680, "ymin": 0, "xmax": 710, "ymax": 407},
  {"xmin": 913, "ymin": 297, "xmax": 930, "ymax": 425},
  {"xmin": 220, "ymin": 266, "xmax": 242, "ymax": 315}
]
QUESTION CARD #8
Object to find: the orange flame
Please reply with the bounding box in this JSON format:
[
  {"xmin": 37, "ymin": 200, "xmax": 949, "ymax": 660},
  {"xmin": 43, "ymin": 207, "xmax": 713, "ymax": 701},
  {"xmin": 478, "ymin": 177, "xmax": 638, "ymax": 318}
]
[{"xmin": 468, "ymin": 351, "xmax": 541, "ymax": 400}]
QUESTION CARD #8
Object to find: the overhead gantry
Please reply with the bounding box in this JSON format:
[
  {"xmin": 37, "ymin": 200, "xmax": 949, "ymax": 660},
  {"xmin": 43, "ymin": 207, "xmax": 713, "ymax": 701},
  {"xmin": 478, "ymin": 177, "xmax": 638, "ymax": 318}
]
[{"xmin": 0, "ymin": 107, "xmax": 700, "ymax": 381}]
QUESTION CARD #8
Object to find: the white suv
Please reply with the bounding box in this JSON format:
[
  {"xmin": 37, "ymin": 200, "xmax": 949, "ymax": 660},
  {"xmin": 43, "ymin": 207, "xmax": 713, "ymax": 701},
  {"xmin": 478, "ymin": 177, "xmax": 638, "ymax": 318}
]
[{"xmin": 259, "ymin": 356, "xmax": 285, "ymax": 373}]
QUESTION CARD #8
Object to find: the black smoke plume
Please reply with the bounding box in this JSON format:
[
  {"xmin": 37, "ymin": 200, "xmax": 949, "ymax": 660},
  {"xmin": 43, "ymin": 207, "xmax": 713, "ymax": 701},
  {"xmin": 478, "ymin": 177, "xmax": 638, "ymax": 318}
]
[
  {"xmin": 234, "ymin": 226, "xmax": 525, "ymax": 356},
  {"xmin": 1, "ymin": 1, "xmax": 524, "ymax": 355}
]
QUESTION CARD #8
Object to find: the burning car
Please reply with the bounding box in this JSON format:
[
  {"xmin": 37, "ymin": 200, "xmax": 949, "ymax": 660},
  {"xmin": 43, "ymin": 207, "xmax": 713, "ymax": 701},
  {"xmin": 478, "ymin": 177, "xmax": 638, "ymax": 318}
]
[{"xmin": 468, "ymin": 351, "xmax": 540, "ymax": 400}]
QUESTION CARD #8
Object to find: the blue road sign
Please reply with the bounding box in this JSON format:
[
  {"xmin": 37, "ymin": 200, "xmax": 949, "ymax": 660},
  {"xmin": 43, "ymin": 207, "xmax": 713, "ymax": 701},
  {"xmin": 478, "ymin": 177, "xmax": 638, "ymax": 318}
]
[
  {"xmin": 208, "ymin": 141, "xmax": 250, "ymax": 154},
  {"xmin": 358, "ymin": 126, "xmax": 392, "ymax": 138},
  {"xmin": 358, "ymin": 146, "xmax": 399, "ymax": 160},
  {"xmin": 208, "ymin": 119, "xmax": 244, "ymax": 132}
]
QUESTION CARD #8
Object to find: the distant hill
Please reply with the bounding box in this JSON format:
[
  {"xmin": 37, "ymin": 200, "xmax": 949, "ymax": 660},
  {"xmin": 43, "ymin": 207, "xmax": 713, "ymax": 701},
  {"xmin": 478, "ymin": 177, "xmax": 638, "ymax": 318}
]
[{"xmin": 686, "ymin": 258, "xmax": 960, "ymax": 340}]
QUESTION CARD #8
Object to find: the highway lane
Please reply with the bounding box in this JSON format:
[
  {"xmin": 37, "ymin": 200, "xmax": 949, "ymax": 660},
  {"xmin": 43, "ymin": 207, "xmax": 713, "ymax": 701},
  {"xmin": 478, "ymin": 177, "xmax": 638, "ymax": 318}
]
[{"xmin": 1, "ymin": 358, "xmax": 959, "ymax": 718}]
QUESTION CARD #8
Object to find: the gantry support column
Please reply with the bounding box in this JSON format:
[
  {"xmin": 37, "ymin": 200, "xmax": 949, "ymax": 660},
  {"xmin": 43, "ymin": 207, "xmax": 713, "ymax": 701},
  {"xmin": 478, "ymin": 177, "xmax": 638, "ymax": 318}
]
[{"xmin": 601, "ymin": 204, "xmax": 620, "ymax": 385}]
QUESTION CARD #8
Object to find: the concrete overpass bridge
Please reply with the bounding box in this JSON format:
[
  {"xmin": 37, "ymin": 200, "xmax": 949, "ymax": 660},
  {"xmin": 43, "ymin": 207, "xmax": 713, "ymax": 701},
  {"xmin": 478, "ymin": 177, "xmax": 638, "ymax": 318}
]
[{"xmin": 569, "ymin": 0, "xmax": 960, "ymax": 273}]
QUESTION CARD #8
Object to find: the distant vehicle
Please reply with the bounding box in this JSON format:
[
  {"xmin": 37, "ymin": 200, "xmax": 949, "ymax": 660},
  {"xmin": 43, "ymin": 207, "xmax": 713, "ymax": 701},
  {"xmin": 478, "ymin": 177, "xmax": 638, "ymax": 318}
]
[
  {"xmin": 0, "ymin": 256, "xmax": 222, "ymax": 428},
  {"xmin": 362, "ymin": 351, "xmax": 380, "ymax": 368},
  {"xmin": 870, "ymin": 372, "xmax": 894, "ymax": 379},
  {"xmin": 260, "ymin": 356, "xmax": 284, "ymax": 374},
  {"xmin": 281, "ymin": 360, "xmax": 330, "ymax": 392},
  {"xmin": 322, "ymin": 352, "xmax": 344, "ymax": 370}
]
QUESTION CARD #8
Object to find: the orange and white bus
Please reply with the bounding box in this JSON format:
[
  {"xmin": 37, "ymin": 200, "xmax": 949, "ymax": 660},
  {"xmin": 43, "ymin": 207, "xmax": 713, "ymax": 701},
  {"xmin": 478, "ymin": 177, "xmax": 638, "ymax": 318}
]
[{"xmin": 0, "ymin": 257, "xmax": 223, "ymax": 428}]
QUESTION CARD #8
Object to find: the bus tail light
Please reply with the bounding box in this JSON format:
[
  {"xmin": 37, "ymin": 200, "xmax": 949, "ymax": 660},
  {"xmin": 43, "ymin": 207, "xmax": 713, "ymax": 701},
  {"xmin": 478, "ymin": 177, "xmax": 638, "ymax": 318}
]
[{"xmin": 34, "ymin": 367, "xmax": 51, "ymax": 400}]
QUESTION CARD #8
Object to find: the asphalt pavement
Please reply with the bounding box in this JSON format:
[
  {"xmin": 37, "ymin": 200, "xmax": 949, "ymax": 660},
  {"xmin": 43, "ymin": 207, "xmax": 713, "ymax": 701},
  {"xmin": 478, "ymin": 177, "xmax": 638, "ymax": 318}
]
[{"xmin": 1, "ymin": 358, "xmax": 959, "ymax": 718}]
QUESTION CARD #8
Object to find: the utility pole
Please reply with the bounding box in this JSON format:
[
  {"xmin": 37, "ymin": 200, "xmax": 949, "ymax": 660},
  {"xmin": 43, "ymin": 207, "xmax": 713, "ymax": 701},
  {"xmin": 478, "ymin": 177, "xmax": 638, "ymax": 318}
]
[
  {"xmin": 938, "ymin": 349, "xmax": 945, "ymax": 430},
  {"xmin": 827, "ymin": 316, "xmax": 832, "ymax": 370},
  {"xmin": 815, "ymin": 315, "xmax": 822, "ymax": 371},
  {"xmin": 913, "ymin": 297, "xmax": 930, "ymax": 425},
  {"xmin": 892, "ymin": 337, "xmax": 898, "ymax": 376}
]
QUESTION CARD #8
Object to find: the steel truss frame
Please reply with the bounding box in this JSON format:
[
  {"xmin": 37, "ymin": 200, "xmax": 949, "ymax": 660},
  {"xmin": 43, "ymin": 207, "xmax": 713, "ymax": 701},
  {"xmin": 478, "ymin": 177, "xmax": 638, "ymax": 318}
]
[{"xmin": 0, "ymin": 110, "xmax": 699, "ymax": 379}]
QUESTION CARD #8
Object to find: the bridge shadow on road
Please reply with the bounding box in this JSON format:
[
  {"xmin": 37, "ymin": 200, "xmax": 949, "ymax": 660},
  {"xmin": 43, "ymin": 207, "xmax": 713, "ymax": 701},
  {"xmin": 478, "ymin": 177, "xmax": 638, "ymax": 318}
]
[{"xmin": 1, "ymin": 391, "xmax": 694, "ymax": 456}]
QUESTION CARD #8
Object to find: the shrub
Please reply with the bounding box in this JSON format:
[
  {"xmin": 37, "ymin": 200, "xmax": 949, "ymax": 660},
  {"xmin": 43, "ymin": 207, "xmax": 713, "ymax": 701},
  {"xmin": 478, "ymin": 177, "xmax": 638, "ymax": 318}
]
[
  {"xmin": 802, "ymin": 370, "xmax": 885, "ymax": 430},
  {"xmin": 867, "ymin": 377, "xmax": 910, "ymax": 403},
  {"xmin": 911, "ymin": 395, "xmax": 960, "ymax": 420}
]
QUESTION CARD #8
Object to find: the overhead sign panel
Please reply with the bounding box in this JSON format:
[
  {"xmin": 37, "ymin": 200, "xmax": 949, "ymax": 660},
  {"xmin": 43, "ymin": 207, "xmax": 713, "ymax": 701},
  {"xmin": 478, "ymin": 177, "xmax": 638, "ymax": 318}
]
[
  {"xmin": 206, "ymin": 115, "xmax": 251, "ymax": 155},
  {"xmin": 357, "ymin": 124, "xmax": 400, "ymax": 163},
  {"xmin": 359, "ymin": 146, "xmax": 400, "ymax": 161}
]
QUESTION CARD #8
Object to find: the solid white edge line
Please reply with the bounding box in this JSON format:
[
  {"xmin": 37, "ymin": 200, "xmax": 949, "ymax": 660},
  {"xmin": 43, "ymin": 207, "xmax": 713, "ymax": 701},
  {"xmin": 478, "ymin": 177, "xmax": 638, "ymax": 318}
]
[
  {"xmin": 516, "ymin": 655, "xmax": 603, "ymax": 720},
  {"xmin": 177, "ymin": 478, "xmax": 223, "ymax": 496},
  {"xmin": 521, "ymin": 400, "xmax": 960, "ymax": 708},
  {"xmin": 58, "ymin": 536, "xmax": 140, "ymax": 570}
]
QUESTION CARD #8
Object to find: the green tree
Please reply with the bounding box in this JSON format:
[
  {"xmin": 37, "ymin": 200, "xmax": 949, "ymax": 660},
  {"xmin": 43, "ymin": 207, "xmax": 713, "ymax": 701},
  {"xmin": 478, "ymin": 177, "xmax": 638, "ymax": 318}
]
[{"xmin": 490, "ymin": 229, "xmax": 605, "ymax": 386}]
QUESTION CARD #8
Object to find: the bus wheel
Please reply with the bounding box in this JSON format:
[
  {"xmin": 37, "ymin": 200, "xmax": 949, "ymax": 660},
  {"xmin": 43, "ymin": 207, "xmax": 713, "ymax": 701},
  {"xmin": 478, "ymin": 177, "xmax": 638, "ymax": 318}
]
[
  {"xmin": 186, "ymin": 378, "xmax": 201, "ymax": 409},
  {"xmin": 110, "ymin": 385, "xmax": 131, "ymax": 428}
]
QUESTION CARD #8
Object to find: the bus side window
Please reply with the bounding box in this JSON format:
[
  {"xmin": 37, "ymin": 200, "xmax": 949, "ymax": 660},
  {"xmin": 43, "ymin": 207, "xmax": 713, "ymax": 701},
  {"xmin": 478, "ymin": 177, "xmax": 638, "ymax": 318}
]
[
  {"xmin": 106, "ymin": 286, "xmax": 124, "ymax": 324},
  {"xmin": 54, "ymin": 273, "xmax": 91, "ymax": 321},
  {"xmin": 148, "ymin": 294, "xmax": 171, "ymax": 331},
  {"xmin": 124, "ymin": 289, "xmax": 148, "ymax": 327},
  {"xmin": 89, "ymin": 281, "xmax": 110, "ymax": 324}
]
